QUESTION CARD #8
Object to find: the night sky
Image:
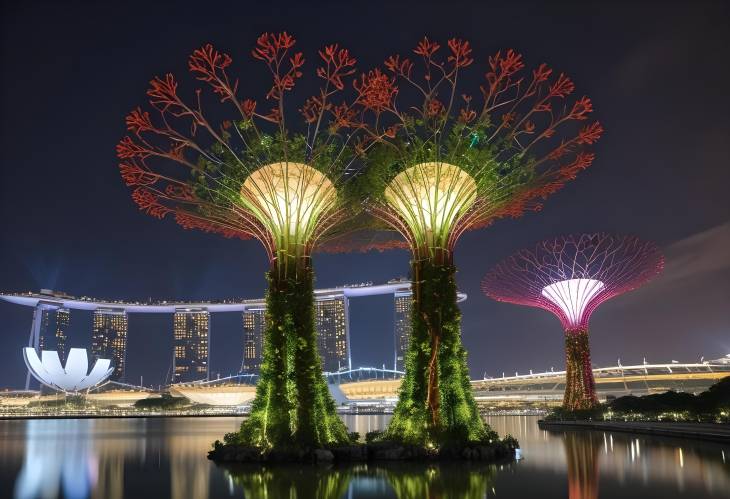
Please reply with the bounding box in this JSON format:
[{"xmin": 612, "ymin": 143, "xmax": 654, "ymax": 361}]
[{"xmin": 1, "ymin": 1, "xmax": 728, "ymax": 389}]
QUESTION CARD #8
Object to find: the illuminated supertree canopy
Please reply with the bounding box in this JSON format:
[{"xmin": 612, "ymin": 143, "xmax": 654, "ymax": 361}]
[
  {"xmin": 349, "ymin": 38, "xmax": 603, "ymax": 444},
  {"xmin": 481, "ymin": 233, "xmax": 664, "ymax": 410},
  {"xmin": 116, "ymin": 33, "xmax": 388, "ymax": 449}
]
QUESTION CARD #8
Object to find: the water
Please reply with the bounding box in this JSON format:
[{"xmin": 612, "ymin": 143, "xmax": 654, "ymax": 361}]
[{"xmin": 0, "ymin": 415, "xmax": 727, "ymax": 498}]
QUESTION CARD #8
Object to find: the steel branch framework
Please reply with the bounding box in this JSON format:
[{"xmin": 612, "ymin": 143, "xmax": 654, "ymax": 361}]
[
  {"xmin": 350, "ymin": 40, "xmax": 603, "ymax": 259},
  {"xmin": 481, "ymin": 233, "xmax": 664, "ymax": 410},
  {"xmin": 116, "ymin": 35, "xmax": 381, "ymax": 273},
  {"xmin": 481, "ymin": 233, "xmax": 664, "ymax": 330}
]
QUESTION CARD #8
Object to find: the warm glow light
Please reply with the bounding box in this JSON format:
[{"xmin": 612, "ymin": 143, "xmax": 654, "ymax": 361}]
[
  {"xmin": 384, "ymin": 162, "xmax": 477, "ymax": 249},
  {"xmin": 541, "ymin": 278, "xmax": 605, "ymax": 327},
  {"xmin": 241, "ymin": 162, "xmax": 336, "ymax": 246}
]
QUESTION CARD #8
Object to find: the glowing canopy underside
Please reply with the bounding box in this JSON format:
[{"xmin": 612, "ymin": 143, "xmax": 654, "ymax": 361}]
[
  {"xmin": 241, "ymin": 162, "xmax": 336, "ymax": 243},
  {"xmin": 23, "ymin": 348, "xmax": 114, "ymax": 392},
  {"xmin": 384, "ymin": 162, "xmax": 477, "ymax": 247},
  {"xmin": 541, "ymin": 278, "xmax": 605, "ymax": 328}
]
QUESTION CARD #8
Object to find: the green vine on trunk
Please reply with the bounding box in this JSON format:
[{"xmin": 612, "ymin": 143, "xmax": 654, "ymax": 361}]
[
  {"xmin": 232, "ymin": 260, "xmax": 349, "ymax": 448},
  {"xmin": 386, "ymin": 258, "xmax": 492, "ymax": 446}
]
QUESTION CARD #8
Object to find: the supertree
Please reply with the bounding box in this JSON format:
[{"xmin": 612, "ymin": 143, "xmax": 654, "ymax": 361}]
[
  {"xmin": 350, "ymin": 38, "xmax": 603, "ymax": 445},
  {"xmin": 481, "ymin": 233, "xmax": 664, "ymax": 410},
  {"xmin": 116, "ymin": 33, "xmax": 386, "ymax": 448}
]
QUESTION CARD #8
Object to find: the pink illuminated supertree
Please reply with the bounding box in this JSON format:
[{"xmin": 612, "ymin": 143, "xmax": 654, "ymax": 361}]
[{"xmin": 481, "ymin": 233, "xmax": 664, "ymax": 410}]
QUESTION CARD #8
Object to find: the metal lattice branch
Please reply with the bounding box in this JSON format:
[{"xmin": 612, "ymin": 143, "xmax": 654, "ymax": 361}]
[
  {"xmin": 352, "ymin": 39, "xmax": 603, "ymax": 258},
  {"xmin": 481, "ymin": 233, "xmax": 664, "ymax": 329},
  {"xmin": 117, "ymin": 35, "xmax": 370, "ymax": 272}
]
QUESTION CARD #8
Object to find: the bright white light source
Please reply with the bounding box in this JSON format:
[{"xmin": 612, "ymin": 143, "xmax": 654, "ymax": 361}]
[
  {"xmin": 23, "ymin": 347, "xmax": 113, "ymax": 392},
  {"xmin": 541, "ymin": 278, "xmax": 605, "ymax": 327},
  {"xmin": 385, "ymin": 162, "xmax": 477, "ymax": 246},
  {"xmin": 241, "ymin": 162, "xmax": 336, "ymax": 242}
]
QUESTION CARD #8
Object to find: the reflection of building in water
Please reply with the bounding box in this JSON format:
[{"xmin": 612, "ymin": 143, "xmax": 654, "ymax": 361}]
[
  {"xmin": 90, "ymin": 421, "xmax": 144, "ymax": 499},
  {"xmin": 14, "ymin": 419, "xmax": 95, "ymax": 499},
  {"xmin": 486, "ymin": 415, "xmax": 730, "ymax": 496},
  {"xmin": 166, "ymin": 420, "xmax": 213, "ymax": 499},
  {"xmin": 92, "ymin": 454, "xmax": 124, "ymax": 499},
  {"xmin": 564, "ymin": 431, "xmax": 600, "ymax": 499},
  {"xmin": 13, "ymin": 419, "xmax": 145, "ymax": 499}
]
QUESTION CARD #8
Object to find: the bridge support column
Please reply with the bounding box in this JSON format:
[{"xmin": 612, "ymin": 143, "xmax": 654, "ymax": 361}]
[{"xmin": 25, "ymin": 304, "xmax": 45, "ymax": 390}]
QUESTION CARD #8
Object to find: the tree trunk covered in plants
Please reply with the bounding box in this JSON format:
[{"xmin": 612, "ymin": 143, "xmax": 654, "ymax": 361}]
[
  {"xmin": 386, "ymin": 256, "xmax": 488, "ymax": 446},
  {"xmin": 235, "ymin": 259, "xmax": 349, "ymax": 448},
  {"xmin": 563, "ymin": 327, "xmax": 598, "ymax": 411}
]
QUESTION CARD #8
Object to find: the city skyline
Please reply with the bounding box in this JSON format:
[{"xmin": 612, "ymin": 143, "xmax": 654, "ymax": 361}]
[
  {"xmin": 2, "ymin": 280, "xmax": 458, "ymax": 386},
  {"xmin": 0, "ymin": 2, "xmax": 728, "ymax": 391},
  {"xmin": 0, "ymin": 1, "xmax": 728, "ymax": 497}
]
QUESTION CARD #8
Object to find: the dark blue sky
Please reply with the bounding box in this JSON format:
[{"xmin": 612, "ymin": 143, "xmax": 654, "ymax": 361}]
[{"xmin": 1, "ymin": 1, "xmax": 729, "ymax": 388}]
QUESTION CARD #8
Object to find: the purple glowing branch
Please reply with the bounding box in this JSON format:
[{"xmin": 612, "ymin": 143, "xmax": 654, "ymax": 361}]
[{"xmin": 481, "ymin": 233, "xmax": 664, "ymax": 330}]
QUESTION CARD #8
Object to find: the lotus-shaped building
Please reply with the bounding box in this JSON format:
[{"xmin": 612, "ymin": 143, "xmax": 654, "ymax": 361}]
[{"xmin": 23, "ymin": 347, "xmax": 114, "ymax": 392}]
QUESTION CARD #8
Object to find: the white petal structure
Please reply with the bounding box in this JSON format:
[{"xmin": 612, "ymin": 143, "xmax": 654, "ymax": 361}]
[
  {"xmin": 541, "ymin": 278, "xmax": 605, "ymax": 328},
  {"xmin": 23, "ymin": 347, "xmax": 113, "ymax": 392}
]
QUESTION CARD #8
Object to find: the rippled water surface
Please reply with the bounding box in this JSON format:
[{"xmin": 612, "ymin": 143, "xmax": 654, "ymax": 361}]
[{"xmin": 0, "ymin": 415, "xmax": 727, "ymax": 498}]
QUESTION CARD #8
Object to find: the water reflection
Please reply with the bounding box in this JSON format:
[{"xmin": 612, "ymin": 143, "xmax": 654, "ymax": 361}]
[
  {"xmin": 222, "ymin": 462, "xmax": 497, "ymax": 499},
  {"xmin": 226, "ymin": 465, "xmax": 352, "ymax": 498},
  {"xmin": 564, "ymin": 431, "xmax": 601, "ymax": 499},
  {"xmin": 0, "ymin": 416, "xmax": 727, "ymax": 498},
  {"xmin": 14, "ymin": 420, "xmax": 95, "ymax": 499},
  {"xmin": 384, "ymin": 463, "xmax": 496, "ymax": 499},
  {"xmin": 486, "ymin": 416, "xmax": 730, "ymax": 498}
]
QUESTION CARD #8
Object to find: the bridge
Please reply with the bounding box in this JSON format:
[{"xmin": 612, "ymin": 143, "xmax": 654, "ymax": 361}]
[
  {"xmin": 165, "ymin": 358, "xmax": 730, "ymax": 406},
  {"xmin": 327, "ymin": 358, "xmax": 730, "ymax": 405},
  {"xmin": 0, "ymin": 283, "xmax": 465, "ymax": 313}
]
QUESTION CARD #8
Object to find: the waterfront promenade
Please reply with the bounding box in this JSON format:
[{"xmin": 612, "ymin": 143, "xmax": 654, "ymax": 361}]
[{"xmin": 538, "ymin": 420, "xmax": 730, "ymax": 444}]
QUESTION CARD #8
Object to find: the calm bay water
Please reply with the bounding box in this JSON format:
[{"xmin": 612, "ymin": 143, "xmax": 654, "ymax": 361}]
[{"xmin": 0, "ymin": 415, "xmax": 727, "ymax": 498}]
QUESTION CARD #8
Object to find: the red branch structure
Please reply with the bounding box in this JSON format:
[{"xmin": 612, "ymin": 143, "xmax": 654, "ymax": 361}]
[
  {"xmin": 481, "ymin": 233, "xmax": 664, "ymax": 410},
  {"xmin": 345, "ymin": 40, "xmax": 604, "ymax": 257},
  {"xmin": 116, "ymin": 35, "xmax": 370, "ymax": 268}
]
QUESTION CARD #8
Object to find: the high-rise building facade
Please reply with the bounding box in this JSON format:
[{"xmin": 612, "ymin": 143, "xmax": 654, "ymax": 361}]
[
  {"xmin": 37, "ymin": 308, "xmax": 51, "ymax": 352},
  {"xmin": 240, "ymin": 307, "xmax": 265, "ymax": 375},
  {"xmin": 173, "ymin": 308, "xmax": 210, "ymax": 383},
  {"xmin": 37, "ymin": 307, "xmax": 70, "ymax": 363},
  {"xmin": 91, "ymin": 308, "xmax": 128, "ymax": 381},
  {"xmin": 315, "ymin": 296, "xmax": 350, "ymax": 373},
  {"xmin": 54, "ymin": 308, "xmax": 70, "ymax": 363},
  {"xmin": 393, "ymin": 291, "xmax": 413, "ymax": 372},
  {"xmin": 239, "ymin": 295, "xmax": 351, "ymax": 375}
]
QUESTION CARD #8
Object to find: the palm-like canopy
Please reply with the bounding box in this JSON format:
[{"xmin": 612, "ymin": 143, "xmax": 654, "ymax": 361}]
[
  {"xmin": 350, "ymin": 39, "xmax": 602, "ymax": 261},
  {"xmin": 117, "ymin": 34, "xmax": 373, "ymax": 271}
]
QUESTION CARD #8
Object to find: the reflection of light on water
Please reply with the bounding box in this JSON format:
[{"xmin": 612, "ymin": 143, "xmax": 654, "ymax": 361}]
[
  {"xmin": 14, "ymin": 419, "xmax": 95, "ymax": 499},
  {"xmin": 4, "ymin": 415, "xmax": 730, "ymax": 499},
  {"xmin": 485, "ymin": 415, "xmax": 730, "ymax": 496}
]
